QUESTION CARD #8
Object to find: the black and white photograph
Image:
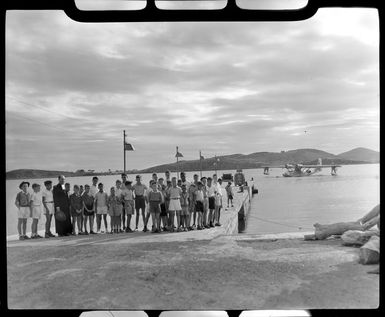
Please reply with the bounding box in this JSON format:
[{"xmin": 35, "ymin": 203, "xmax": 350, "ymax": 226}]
[{"xmin": 5, "ymin": 0, "xmax": 379, "ymax": 311}]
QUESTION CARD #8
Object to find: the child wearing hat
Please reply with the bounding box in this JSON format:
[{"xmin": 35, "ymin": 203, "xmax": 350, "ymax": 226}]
[
  {"xmin": 42, "ymin": 180, "xmax": 55, "ymax": 238},
  {"xmin": 15, "ymin": 181, "xmax": 31, "ymax": 240},
  {"xmin": 29, "ymin": 183, "xmax": 43, "ymax": 238}
]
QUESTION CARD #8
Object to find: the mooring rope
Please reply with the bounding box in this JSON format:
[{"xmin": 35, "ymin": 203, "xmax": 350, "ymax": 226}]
[{"xmin": 247, "ymin": 214, "xmax": 314, "ymax": 230}]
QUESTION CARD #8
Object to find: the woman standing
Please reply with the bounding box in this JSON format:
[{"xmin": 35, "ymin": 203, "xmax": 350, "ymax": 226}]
[{"xmin": 53, "ymin": 175, "xmax": 73, "ymax": 236}]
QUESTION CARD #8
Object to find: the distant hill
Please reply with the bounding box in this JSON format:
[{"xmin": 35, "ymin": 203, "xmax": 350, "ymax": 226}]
[
  {"xmin": 337, "ymin": 147, "xmax": 379, "ymax": 163},
  {"xmin": 5, "ymin": 169, "xmax": 123, "ymax": 180},
  {"xmin": 6, "ymin": 169, "xmax": 77, "ymax": 180},
  {"xmin": 138, "ymin": 148, "xmax": 376, "ymax": 174},
  {"xmin": 7, "ymin": 148, "xmax": 378, "ymax": 179}
]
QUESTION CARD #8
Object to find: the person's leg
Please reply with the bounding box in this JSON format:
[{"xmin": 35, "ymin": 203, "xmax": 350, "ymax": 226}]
[
  {"xmin": 135, "ymin": 208, "xmax": 140, "ymax": 230},
  {"xmin": 122, "ymin": 207, "xmax": 126, "ymax": 230},
  {"xmin": 103, "ymin": 214, "xmax": 108, "ymax": 232},
  {"xmin": 22, "ymin": 219, "xmax": 27, "ymax": 236},
  {"xmin": 150, "ymin": 211, "xmax": 156, "ymax": 232},
  {"xmin": 141, "ymin": 209, "xmax": 147, "ymax": 231},
  {"xmin": 176, "ymin": 210, "xmax": 180, "ymax": 230},
  {"xmin": 17, "ymin": 218, "xmax": 22, "ymax": 237},
  {"xmin": 96, "ymin": 214, "xmax": 101, "ymax": 232},
  {"xmin": 45, "ymin": 214, "xmax": 50, "ymax": 235},
  {"xmin": 156, "ymin": 213, "xmax": 161, "ymax": 231},
  {"xmin": 169, "ymin": 210, "xmax": 175, "ymax": 231},
  {"xmin": 84, "ymin": 215, "xmax": 88, "ymax": 233},
  {"xmin": 31, "ymin": 218, "xmax": 35, "ymax": 236},
  {"xmin": 90, "ymin": 215, "xmax": 95, "ymax": 232},
  {"xmin": 77, "ymin": 216, "xmax": 82, "ymax": 233},
  {"xmin": 127, "ymin": 214, "xmax": 132, "ymax": 230}
]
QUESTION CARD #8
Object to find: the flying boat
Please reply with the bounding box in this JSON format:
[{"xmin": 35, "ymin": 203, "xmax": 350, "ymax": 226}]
[{"xmin": 261, "ymin": 158, "xmax": 341, "ymax": 177}]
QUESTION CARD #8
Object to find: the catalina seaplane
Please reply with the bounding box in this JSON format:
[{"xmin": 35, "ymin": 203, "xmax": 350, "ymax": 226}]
[{"xmin": 262, "ymin": 159, "xmax": 341, "ymax": 177}]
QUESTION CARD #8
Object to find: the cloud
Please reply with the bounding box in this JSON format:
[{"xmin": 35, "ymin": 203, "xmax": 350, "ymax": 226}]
[{"xmin": 5, "ymin": 8, "xmax": 379, "ymax": 171}]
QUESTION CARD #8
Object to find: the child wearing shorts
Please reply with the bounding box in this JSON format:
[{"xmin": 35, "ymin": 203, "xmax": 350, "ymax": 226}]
[
  {"xmin": 108, "ymin": 187, "xmax": 122, "ymax": 233},
  {"xmin": 122, "ymin": 181, "xmax": 134, "ymax": 232},
  {"xmin": 147, "ymin": 181, "xmax": 162, "ymax": 233},
  {"xmin": 29, "ymin": 183, "xmax": 43, "ymax": 239},
  {"xmin": 82, "ymin": 184, "xmax": 95, "ymax": 234},
  {"xmin": 70, "ymin": 185, "xmax": 83, "ymax": 235},
  {"xmin": 195, "ymin": 182, "xmax": 204, "ymax": 230},
  {"xmin": 94, "ymin": 183, "xmax": 108, "ymax": 233},
  {"xmin": 15, "ymin": 181, "xmax": 31, "ymax": 240},
  {"xmin": 42, "ymin": 180, "xmax": 55, "ymax": 238},
  {"xmin": 180, "ymin": 185, "xmax": 189, "ymax": 231},
  {"xmin": 167, "ymin": 177, "xmax": 182, "ymax": 232}
]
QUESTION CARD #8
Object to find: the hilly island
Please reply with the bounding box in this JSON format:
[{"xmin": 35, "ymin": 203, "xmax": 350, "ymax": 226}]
[{"xmin": 6, "ymin": 147, "xmax": 379, "ymax": 180}]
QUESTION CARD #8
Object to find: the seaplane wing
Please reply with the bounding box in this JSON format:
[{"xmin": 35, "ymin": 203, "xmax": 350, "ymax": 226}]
[{"xmin": 301, "ymin": 164, "xmax": 341, "ymax": 168}]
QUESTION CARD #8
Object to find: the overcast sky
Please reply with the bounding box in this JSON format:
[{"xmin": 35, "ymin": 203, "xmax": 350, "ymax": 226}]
[{"xmin": 5, "ymin": 6, "xmax": 379, "ymax": 172}]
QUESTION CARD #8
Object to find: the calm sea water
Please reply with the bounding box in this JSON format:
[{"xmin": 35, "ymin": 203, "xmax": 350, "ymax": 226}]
[
  {"xmin": 6, "ymin": 165, "xmax": 379, "ymax": 236},
  {"xmin": 245, "ymin": 164, "xmax": 380, "ymax": 235}
]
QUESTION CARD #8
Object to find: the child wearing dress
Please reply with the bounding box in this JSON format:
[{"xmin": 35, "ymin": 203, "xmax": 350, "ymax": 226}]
[
  {"xmin": 70, "ymin": 185, "xmax": 83, "ymax": 235},
  {"xmin": 42, "ymin": 180, "xmax": 55, "ymax": 238},
  {"xmin": 108, "ymin": 187, "xmax": 122, "ymax": 233},
  {"xmin": 15, "ymin": 181, "xmax": 31, "ymax": 240},
  {"xmin": 29, "ymin": 183, "xmax": 43, "ymax": 238},
  {"xmin": 82, "ymin": 184, "xmax": 95, "ymax": 234}
]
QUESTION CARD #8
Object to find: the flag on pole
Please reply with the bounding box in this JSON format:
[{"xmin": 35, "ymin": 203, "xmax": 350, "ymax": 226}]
[
  {"xmin": 200, "ymin": 153, "xmax": 204, "ymax": 160},
  {"xmin": 124, "ymin": 143, "xmax": 135, "ymax": 151},
  {"xmin": 175, "ymin": 146, "xmax": 183, "ymax": 158}
]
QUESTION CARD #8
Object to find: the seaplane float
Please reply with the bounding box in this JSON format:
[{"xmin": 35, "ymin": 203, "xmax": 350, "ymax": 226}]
[{"xmin": 261, "ymin": 158, "xmax": 341, "ymax": 177}]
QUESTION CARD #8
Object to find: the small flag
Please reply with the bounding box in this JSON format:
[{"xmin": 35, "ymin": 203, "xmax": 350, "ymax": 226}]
[
  {"xmin": 200, "ymin": 154, "xmax": 204, "ymax": 160},
  {"xmin": 200, "ymin": 151, "xmax": 204, "ymax": 160},
  {"xmin": 175, "ymin": 146, "xmax": 183, "ymax": 158},
  {"xmin": 124, "ymin": 143, "xmax": 135, "ymax": 151}
]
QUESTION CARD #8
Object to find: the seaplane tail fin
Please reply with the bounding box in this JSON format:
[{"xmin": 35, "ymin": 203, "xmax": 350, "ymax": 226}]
[{"xmin": 315, "ymin": 158, "xmax": 322, "ymax": 172}]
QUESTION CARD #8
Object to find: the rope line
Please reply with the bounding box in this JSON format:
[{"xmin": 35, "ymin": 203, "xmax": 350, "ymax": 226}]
[{"xmin": 247, "ymin": 214, "xmax": 313, "ymax": 230}]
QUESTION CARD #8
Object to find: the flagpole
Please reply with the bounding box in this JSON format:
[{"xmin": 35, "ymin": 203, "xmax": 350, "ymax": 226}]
[
  {"xmin": 199, "ymin": 150, "xmax": 202, "ymax": 178},
  {"xmin": 176, "ymin": 146, "xmax": 179, "ymax": 180},
  {"xmin": 214, "ymin": 154, "xmax": 217, "ymax": 175},
  {"xmin": 123, "ymin": 130, "xmax": 126, "ymax": 175}
]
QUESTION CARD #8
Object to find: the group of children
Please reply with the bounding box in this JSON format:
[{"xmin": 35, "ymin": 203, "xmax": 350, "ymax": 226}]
[{"xmin": 14, "ymin": 171, "xmax": 236, "ymax": 240}]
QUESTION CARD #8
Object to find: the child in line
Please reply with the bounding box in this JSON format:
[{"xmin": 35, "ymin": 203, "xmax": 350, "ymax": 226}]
[
  {"xmin": 114, "ymin": 180, "xmax": 123, "ymax": 232},
  {"xmin": 108, "ymin": 187, "xmax": 122, "ymax": 233},
  {"xmin": 94, "ymin": 183, "xmax": 108, "ymax": 233},
  {"xmin": 159, "ymin": 178, "xmax": 168, "ymax": 231},
  {"xmin": 29, "ymin": 183, "xmax": 43, "ymax": 238},
  {"xmin": 214, "ymin": 178, "xmax": 223, "ymax": 226},
  {"xmin": 180, "ymin": 184, "xmax": 189, "ymax": 231},
  {"xmin": 122, "ymin": 181, "xmax": 135, "ymax": 232},
  {"xmin": 42, "ymin": 180, "xmax": 55, "ymax": 238},
  {"xmin": 15, "ymin": 181, "xmax": 31, "ymax": 240},
  {"xmin": 147, "ymin": 180, "xmax": 163, "ymax": 233},
  {"xmin": 79, "ymin": 185, "xmax": 84, "ymax": 231},
  {"xmin": 167, "ymin": 177, "xmax": 182, "ymax": 232},
  {"xmin": 225, "ymin": 181, "xmax": 234, "ymax": 208},
  {"xmin": 188, "ymin": 183, "xmax": 197, "ymax": 229},
  {"xmin": 70, "ymin": 185, "xmax": 83, "ymax": 235},
  {"xmin": 201, "ymin": 177, "xmax": 209, "ymax": 228},
  {"xmin": 195, "ymin": 182, "xmax": 204, "ymax": 230},
  {"xmin": 206, "ymin": 177, "xmax": 216, "ymax": 227},
  {"xmin": 82, "ymin": 184, "xmax": 95, "ymax": 234}
]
